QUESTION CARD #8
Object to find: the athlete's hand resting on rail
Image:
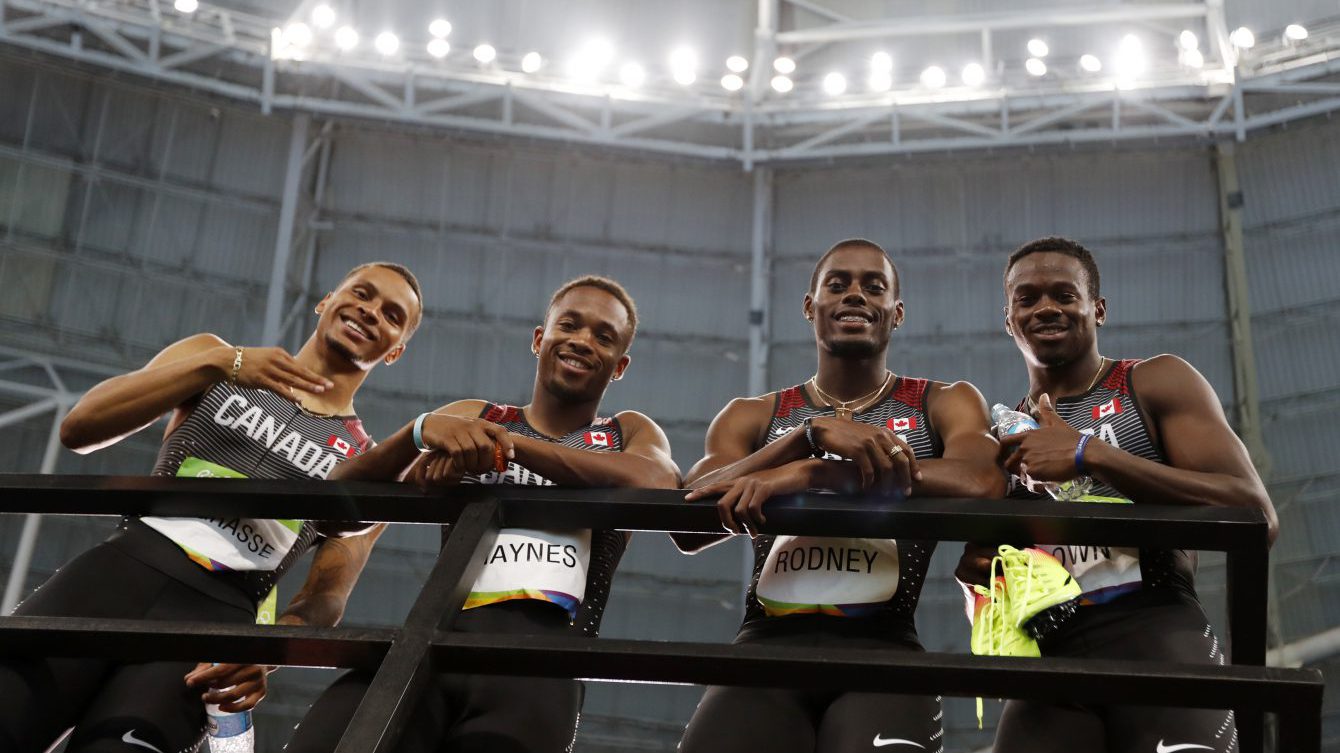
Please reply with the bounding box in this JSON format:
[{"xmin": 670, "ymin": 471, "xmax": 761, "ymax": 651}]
[
  {"xmin": 218, "ymin": 345, "xmax": 334, "ymax": 397},
  {"xmin": 688, "ymin": 462, "xmax": 816, "ymax": 537},
  {"xmin": 419, "ymin": 414, "xmax": 516, "ymax": 474},
  {"xmin": 999, "ymin": 394, "xmax": 1084, "ymax": 483},
  {"xmin": 185, "ymin": 661, "xmax": 272, "ymax": 712},
  {"xmin": 409, "ymin": 449, "xmax": 468, "ymax": 488},
  {"xmin": 809, "ymin": 417, "xmax": 921, "ymax": 496}
]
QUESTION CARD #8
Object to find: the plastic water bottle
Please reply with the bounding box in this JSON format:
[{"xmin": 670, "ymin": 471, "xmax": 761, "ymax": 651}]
[
  {"xmin": 990, "ymin": 404, "xmax": 1093, "ymax": 501},
  {"xmin": 206, "ymin": 703, "xmax": 254, "ymax": 753}
]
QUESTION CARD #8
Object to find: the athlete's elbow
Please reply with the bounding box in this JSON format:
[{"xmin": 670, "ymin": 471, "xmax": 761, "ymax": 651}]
[
  {"xmin": 58, "ymin": 413, "xmax": 97, "ymax": 454},
  {"xmin": 970, "ymin": 468, "xmax": 1008, "ymax": 499}
]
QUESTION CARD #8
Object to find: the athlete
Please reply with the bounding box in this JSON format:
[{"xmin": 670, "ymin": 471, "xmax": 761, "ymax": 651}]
[
  {"xmin": 0, "ymin": 262, "xmax": 422, "ymax": 753},
  {"xmin": 675, "ymin": 239, "xmax": 1004, "ymax": 753},
  {"xmin": 956, "ymin": 236, "xmax": 1277, "ymax": 753},
  {"xmin": 286, "ymin": 275, "xmax": 679, "ymax": 753}
]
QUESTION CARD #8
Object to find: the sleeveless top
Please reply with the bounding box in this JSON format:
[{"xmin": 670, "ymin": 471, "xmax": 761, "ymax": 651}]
[
  {"xmin": 1010, "ymin": 358, "xmax": 1196, "ymax": 604},
  {"xmin": 133, "ymin": 382, "xmax": 371, "ymax": 605},
  {"xmin": 740, "ymin": 377, "xmax": 943, "ymax": 637},
  {"xmin": 448, "ymin": 403, "xmax": 627, "ymax": 638}
]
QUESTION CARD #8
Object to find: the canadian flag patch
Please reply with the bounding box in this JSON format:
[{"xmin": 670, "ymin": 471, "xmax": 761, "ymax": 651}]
[
  {"xmin": 327, "ymin": 435, "xmax": 355, "ymax": 457},
  {"xmin": 1092, "ymin": 398, "xmax": 1123, "ymax": 420},
  {"xmin": 585, "ymin": 431, "xmax": 611, "ymax": 447},
  {"xmin": 887, "ymin": 416, "xmax": 918, "ymax": 432}
]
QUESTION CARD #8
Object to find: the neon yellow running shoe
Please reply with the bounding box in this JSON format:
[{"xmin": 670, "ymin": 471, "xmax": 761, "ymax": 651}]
[
  {"xmin": 996, "ymin": 545, "xmax": 1082, "ymax": 640},
  {"xmin": 969, "ymin": 575, "xmax": 1040, "ymax": 658}
]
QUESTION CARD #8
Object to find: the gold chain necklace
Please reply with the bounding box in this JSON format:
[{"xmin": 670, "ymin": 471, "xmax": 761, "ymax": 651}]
[
  {"xmin": 1027, "ymin": 357, "xmax": 1109, "ymax": 414},
  {"xmin": 809, "ymin": 370, "xmax": 893, "ymax": 420}
]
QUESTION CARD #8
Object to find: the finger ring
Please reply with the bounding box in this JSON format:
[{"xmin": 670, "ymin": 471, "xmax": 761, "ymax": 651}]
[{"xmin": 887, "ymin": 445, "xmax": 904, "ymax": 458}]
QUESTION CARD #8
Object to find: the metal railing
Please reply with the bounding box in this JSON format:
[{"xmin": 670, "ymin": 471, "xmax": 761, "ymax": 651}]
[{"xmin": 0, "ymin": 475, "xmax": 1323, "ymax": 752}]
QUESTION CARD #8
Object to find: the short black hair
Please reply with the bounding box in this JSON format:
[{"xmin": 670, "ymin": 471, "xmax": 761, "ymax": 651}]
[
  {"xmin": 342, "ymin": 262, "xmax": 424, "ymax": 335},
  {"xmin": 809, "ymin": 238, "xmax": 900, "ymax": 298},
  {"xmin": 1005, "ymin": 236, "xmax": 1101, "ymax": 300},
  {"xmin": 547, "ymin": 275, "xmax": 639, "ymax": 346}
]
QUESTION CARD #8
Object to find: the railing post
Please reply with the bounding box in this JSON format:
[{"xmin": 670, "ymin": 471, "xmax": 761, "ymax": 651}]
[
  {"xmin": 1227, "ymin": 518, "xmax": 1270, "ymax": 753},
  {"xmin": 334, "ymin": 498, "xmax": 501, "ymax": 753}
]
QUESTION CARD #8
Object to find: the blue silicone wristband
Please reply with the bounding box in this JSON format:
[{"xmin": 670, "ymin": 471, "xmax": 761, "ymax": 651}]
[
  {"xmin": 1075, "ymin": 433, "xmax": 1093, "ymax": 475},
  {"xmin": 412, "ymin": 412, "xmax": 431, "ymax": 452}
]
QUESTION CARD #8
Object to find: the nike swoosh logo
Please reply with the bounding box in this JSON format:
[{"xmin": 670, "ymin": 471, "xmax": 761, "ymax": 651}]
[
  {"xmin": 1155, "ymin": 742, "xmax": 1214, "ymax": 753},
  {"xmin": 873, "ymin": 737, "xmax": 925, "ymax": 749},
  {"xmin": 122, "ymin": 730, "xmax": 165, "ymax": 753}
]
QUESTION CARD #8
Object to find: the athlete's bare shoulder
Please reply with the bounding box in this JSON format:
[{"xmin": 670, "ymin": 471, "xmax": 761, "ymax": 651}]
[
  {"xmin": 1128, "ymin": 354, "xmax": 1210, "ymax": 409},
  {"xmin": 435, "ymin": 399, "xmax": 490, "ymax": 418}
]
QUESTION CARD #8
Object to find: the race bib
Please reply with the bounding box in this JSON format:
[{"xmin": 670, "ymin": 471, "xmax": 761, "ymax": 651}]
[
  {"xmin": 1042, "ymin": 494, "xmax": 1142, "ymax": 603},
  {"xmin": 466, "ymin": 528, "xmax": 591, "ymax": 617},
  {"xmin": 142, "ymin": 456, "xmax": 302, "ymax": 572},
  {"xmin": 756, "ymin": 536, "xmax": 899, "ymax": 617}
]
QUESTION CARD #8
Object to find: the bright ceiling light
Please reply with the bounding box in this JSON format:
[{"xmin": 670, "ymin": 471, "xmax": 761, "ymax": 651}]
[
  {"xmin": 920, "ymin": 65, "xmax": 946, "ymax": 88},
  {"xmin": 771, "ymin": 75, "xmax": 793, "ymax": 93},
  {"xmin": 173, "ymin": 0, "xmax": 198, "ymax": 13},
  {"xmin": 311, "ymin": 4, "xmax": 335, "ymax": 29},
  {"xmin": 284, "ymin": 22, "xmax": 313, "ymax": 48},
  {"xmin": 334, "ymin": 26, "xmax": 358, "ymax": 50},
  {"xmin": 427, "ymin": 39, "xmax": 450, "ymax": 59},
  {"xmin": 721, "ymin": 73, "xmax": 744, "ymax": 91},
  {"xmin": 870, "ymin": 51, "xmax": 893, "ymax": 72},
  {"xmin": 429, "ymin": 18, "xmax": 452, "ymax": 38},
  {"xmin": 1178, "ymin": 30, "xmax": 1199, "ymax": 51},
  {"xmin": 773, "ymin": 56, "xmax": 796, "ymax": 74},
  {"xmin": 1025, "ymin": 57, "xmax": 1047, "ymax": 76},
  {"xmin": 1027, "ymin": 38, "xmax": 1049, "ymax": 57},
  {"xmin": 1284, "ymin": 24, "xmax": 1308, "ymax": 41},
  {"xmin": 1229, "ymin": 27, "xmax": 1255, "ymax": 49},
  {"xmin": 521, "ymin": 52, "xmax": 543, "ymax": 73},
  {"xmin": 473, "ymin": 44, "xmax": 497, "ymax": 63},
  {"xmin": 1113, "ymin": 34, "xmax": 1146, "ymax": 78},
  {"xmin": 374, "ymin": 31, "xmax": 399, "ymax": 56},
  {"xmin": 822, "ymin": 72, "xmax": 847, "ymax": 95},
  {"xmin": 867, "ymin": 70, "xmax": 892, "ymax": 92},
  {"xmin": 726, "ymin": 55, "xmax": 749, "ymax": 73},
  {"xmin": 961, "ymin": 62, "xmax": 985, "ymax": 86},
  {"xmin": 1181, "ymin": 48, "xmax": 1204, "ymax": 68},
  {"xmin": 670, "ymin": 46, "xmax": 697, "ymax": 85},
  {"xmin": 619, "ymin": 62, "xmax": 646, "ymax": 88},
  {"xmin": 1079, "ymin": 53, "xmax": 1102, "ymax": 72},
  {"xmin": 568, "ymin": 39, "xmax": 615, "ymax": 80}
]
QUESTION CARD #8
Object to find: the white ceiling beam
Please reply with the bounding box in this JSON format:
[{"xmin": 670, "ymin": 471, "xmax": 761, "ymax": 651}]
[{"xmin": 776, "ymin": 4, "xmax": 1209, "ymax": 45}]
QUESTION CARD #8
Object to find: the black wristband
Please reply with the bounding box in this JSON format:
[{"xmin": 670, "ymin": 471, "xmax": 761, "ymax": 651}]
[{"xmin": 803, "ymin": 417, "xmax": 823, "ymax": 458}]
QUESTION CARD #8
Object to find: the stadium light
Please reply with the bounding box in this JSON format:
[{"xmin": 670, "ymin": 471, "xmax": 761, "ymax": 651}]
[
  {"xmin": 1178, "ymin": 30, "xmax": 1199, "ymax": 51},
  {"xmin": 284, "ymin": 22, "xmax": 313, "ymax": 48},
  {"xmin": 726, "ymin": 56, "xmax": 749, "ymax": 73},
  {"xmin": 334, "ymin": 26, "xmax": 358, "ymax": 51},
  {"xmin": 771, "ymin": 75, "xmax": 794, "ymax": 93},
  {"xmin": 1113, "ymin": 34, "xmax": 1146, "ymax": 79},
  {"xmin": 1284, "ymin": 24, "xmax": 1308, "ymax": 42},
  {"xmin": 721, "ymin": 73, "xmax": 744, "ymax": 91},
  {"xmin": 1025, "ymin": 57, "xmax": 1047, "ymax": 76},
  {"xmin": 1180, "ymin": 48, "xmax": 1204, "ymax": 68},
  {"xmin": 374, "ymin": 32, "xmax": 399, "ymax": 56},
  {"xmin": 822, "ymin": 72, "xmax": 847, "ymax": 95},
  {"xmin": 427, "ymin": 39, "xmax": 450, "ymax": 59},
  {"xmin": 1229, "ymin": 27, "xmax": 1255, "ymax": 49},
  {"xmin": 522, "ymin": 52, "xmax": 543, "ymax": 73},
  {"xmin": 569, "ymin": 39, "xmax": 615, "ymax": 81},
  {"xmin": 473, "ymin": 44, "xmax": 497, "ymax": 64},
  {"xmin": 173, "ymin": 0, "xmax": 198, "ymax": 13},
  {"xmin": 870, "ymin": 51, "xmax": 893, "ymax": 73},
  {"xmin": 670, "ymin": 46, "xmax": 697, "ymax": 85},
  {"xmin": 1079, "ymin": 54, "xmax": 1102, "ymax": 72},
  {"xmin": 312, "ymin": 4, "xmax": 335, "ymax": 29},
  {"xmin": 961, "ymin": 62, "xmax": 985, "ymax": 86},
  {"xmin": 773, "ymin": 56, "xmax": 796, "ymax": 74},
  {"xmin": 429, "ymin": 19, "xmax": 452, "ymax": 38},
  {"xmin": 867, "ymin": 70, "xmax": 892, "ymax": 92},
  {"xmin": 920, "ymin": 65, "xmax": 945, "ymax": 88},
  {"xmin": 1027, "ymin": 39, "xmax": 1049, "ymax": 57}
]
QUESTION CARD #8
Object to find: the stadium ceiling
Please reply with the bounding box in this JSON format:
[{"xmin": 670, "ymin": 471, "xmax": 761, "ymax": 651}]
[{"xmin": 2, "ymin": 0, "xmax": 1339, "ymax": 167}]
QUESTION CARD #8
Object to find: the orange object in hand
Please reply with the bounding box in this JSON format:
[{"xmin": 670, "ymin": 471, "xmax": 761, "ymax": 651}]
[{"xmin": 493, "ymin": 442, "xmax": 508, "ymax": 473}]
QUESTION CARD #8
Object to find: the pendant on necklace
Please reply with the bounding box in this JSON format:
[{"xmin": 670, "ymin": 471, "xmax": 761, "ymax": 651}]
[{"xmin": 834, "ymin": 407, "xmax": 853, "ymax": 420}]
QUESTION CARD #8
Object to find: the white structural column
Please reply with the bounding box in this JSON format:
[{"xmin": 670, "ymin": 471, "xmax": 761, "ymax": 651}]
[
  {"xmin": 1, "ymin": 404, "xmax": 67, "ymax": 613},
  {"xmin": 748, "ymin": 167, "xmax": 773, "ymax": 397},
  {"xmin": 1214, "ymin": 142, "xmax": 1271, "ymax": 478},
  {"xmin": 262, "ymin": 113, "xmax": 311, "ymax": 345}
]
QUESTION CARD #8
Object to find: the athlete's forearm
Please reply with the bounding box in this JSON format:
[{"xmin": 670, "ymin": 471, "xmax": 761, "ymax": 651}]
[
  {"xmin": 683, "ymin": 428, "xmax": 811, "ymax": 489},
  {"xmin": 911, "ymin": 458, "xmax": 1007, "ymax": 499},
  {"xmin": 1084, "ymin": 439, "xmax": 1273, "ymax": 517},
  {"xmin": 511, "ymin": 435, "xmax": 678, "ymax": 488},
  {"xmin": 276, "ymin": 530, "xmax": 382, "ymax": 627},
  {"xmin": 328, "ymin": 424, "xmax": 421, "ymax": 482},
  {"xmin": 60, "ymin": 346, "xmax": 233, "ymax": 453}
]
